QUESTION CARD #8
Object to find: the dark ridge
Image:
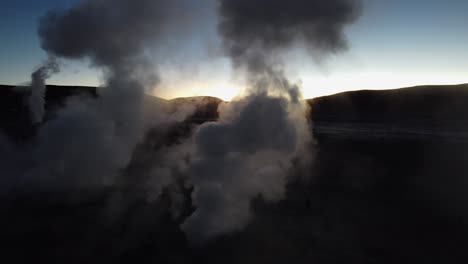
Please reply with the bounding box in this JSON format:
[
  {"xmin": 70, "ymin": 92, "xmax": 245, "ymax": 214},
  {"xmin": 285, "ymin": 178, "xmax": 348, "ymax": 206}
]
[
  {"xmin": 0, "ymin": 85, "xmax": 31, "ymax": 141},
  {"xmin": 3, "ymin": 83, "xmax": 468, "ymax": 142},
  {"xmin": 309, "ymin": 83, "xmax": 468, "ymax": 124},
  {"xmin": 43, "ymin": 85, "xmax": 98, "ymax": 111},
  {"xmin": 308, "ymin": 84, "xmax": 468, "ymax": 141},
  {"xmin": 170, "ymin": 96, "xmax": 223, "ymax": 123},
  {"xmin": 0, "ymin": 85, "xmax": 97, "ymax": 141}
]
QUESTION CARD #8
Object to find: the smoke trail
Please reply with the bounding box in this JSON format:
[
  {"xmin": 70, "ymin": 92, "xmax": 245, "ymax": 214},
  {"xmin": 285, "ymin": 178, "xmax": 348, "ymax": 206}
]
[
  {"xmin": 29, "ymin": 57, "xmax": 59, "ymax": 123},
  {"xmin": 182, "ymin": 0, "xmax": 362, "ymax": 245}
]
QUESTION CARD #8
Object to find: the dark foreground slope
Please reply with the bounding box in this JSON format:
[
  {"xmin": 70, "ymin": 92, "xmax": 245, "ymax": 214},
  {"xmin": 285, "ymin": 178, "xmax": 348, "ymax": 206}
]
[
  {"xmin": 304, "ymin": 84, "xmax": 468, "ymax": 263},
  {"xmin": 2, "ymin": 84, "xmax": 468, "ymax": 263},
  {"xmin": 310, "ymin": 84, "xmax": 468, "ymax": 140}
]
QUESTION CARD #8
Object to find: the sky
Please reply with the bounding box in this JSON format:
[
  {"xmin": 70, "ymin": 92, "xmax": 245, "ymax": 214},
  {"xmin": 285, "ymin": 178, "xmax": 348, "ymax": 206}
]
[{"xmin": 1, "ymin": 0, "xmax": 468, "ymax": 100}]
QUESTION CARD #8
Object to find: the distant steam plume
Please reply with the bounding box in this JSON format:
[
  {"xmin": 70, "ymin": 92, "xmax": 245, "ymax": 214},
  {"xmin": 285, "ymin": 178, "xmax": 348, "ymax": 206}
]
[
  {"xmin": 29, "ymin": 57, "xmax": 59, "ymax": 123},
  {"xmin": 182, "ymin": 0, "xmax": 362, "ymax": 245}
]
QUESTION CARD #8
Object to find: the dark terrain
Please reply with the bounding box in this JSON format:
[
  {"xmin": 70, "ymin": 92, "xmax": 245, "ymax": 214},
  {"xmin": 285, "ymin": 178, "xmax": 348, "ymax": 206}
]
[{"xmin": 1, "ymin": 84, "xmax": 468, "ymax": 263}]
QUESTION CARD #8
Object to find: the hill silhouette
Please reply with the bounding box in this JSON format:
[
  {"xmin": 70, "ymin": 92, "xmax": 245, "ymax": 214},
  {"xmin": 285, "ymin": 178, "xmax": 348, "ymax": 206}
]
[
  {"xmin": 311, "ymin": 84, "xmax": 468, "ymax": 124},
  {"xmin": 3, "ymin": 83, "xmax": 468, "ymax": 141}
]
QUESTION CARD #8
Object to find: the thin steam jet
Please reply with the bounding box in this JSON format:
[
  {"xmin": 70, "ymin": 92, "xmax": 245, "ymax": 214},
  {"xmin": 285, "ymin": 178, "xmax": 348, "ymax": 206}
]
[
  {"xmin": 182, "ymin": 0, "xmax": 362, "ymax": 245},
  {"xmin": 29, "ymin": 57, "xmax": 59, "ymax": 123}
]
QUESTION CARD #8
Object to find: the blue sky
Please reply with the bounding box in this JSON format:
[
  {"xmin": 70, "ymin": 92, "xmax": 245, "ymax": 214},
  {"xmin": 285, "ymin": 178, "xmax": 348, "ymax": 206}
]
[{"xmin": 1, "ymin": 0, "xmax": 468, "ymax": 99}]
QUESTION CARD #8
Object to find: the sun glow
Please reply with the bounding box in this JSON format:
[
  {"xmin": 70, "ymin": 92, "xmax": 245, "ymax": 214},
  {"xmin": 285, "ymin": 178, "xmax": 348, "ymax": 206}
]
[
  {"xmin": 158, "ymin": 80, "xmax": 241, "ymax": 101},
  {"xmin": 149, "ymin": 72, "xmax": 468, "ymax": 101}
]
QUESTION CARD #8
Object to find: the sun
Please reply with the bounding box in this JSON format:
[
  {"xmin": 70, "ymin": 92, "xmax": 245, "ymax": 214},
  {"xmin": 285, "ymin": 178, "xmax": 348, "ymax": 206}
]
[{"xmin": 207, "ymin": 83, "xmax": 240, "ymax": 101}]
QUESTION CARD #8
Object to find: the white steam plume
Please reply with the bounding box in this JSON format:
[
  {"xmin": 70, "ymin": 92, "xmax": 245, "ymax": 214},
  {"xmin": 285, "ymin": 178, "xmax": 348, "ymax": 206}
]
[{"xmin": 180, "ymin": 0, "xmax": 362, "ymax": 245}]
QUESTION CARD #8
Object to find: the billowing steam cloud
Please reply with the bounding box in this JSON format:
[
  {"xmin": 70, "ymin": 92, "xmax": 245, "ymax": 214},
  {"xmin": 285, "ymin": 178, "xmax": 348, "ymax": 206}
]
[
  {"xmin": 38, "ymin": 0, "xmax": 177, "ymax": 83},
  {"xmin": 182, "ymin": 91, "xmax": 311, "ymax": 244},
  {"xmin": 182, "ymin": 0, "xmax": 362, "ymax": 245},
  {"xmin": 1, "ymin": 0, "xmax": 362, "ymax": 248},
  {"xmin": 10, "ymin": 0, "xmax": 199, "ymax": 194},
  {"xmin": 218, "ymin": 0, "xmax": 362, "ymax": 73},
  {"xmin": 29, "ymin": 57, "xmax": 59, "ymax": 123}
]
